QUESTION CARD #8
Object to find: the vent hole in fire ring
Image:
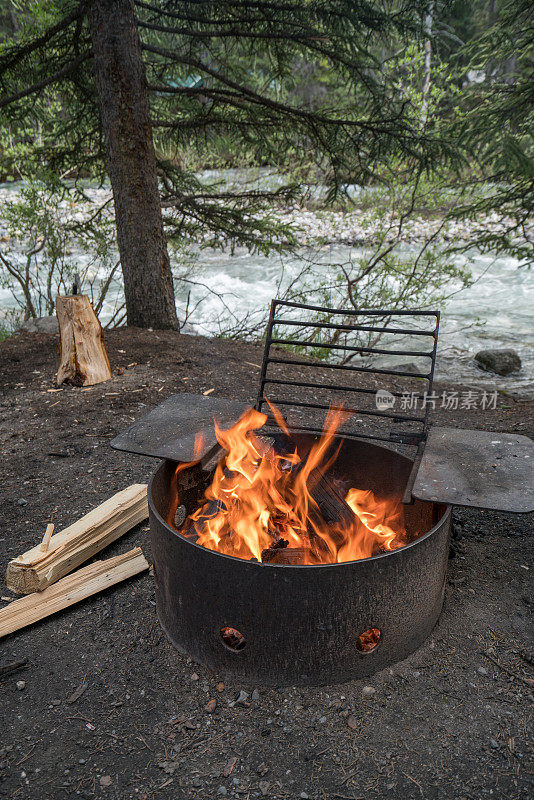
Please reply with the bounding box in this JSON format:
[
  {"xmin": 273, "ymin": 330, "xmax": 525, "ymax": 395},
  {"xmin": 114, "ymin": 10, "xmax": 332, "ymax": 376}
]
[
  {"xmin": 356, "ymin": 628, "xmax": 381, "ymax": 653},
  {"xmin": 220, "ymin": 626, "xmax": 247, "ymax": 652}
]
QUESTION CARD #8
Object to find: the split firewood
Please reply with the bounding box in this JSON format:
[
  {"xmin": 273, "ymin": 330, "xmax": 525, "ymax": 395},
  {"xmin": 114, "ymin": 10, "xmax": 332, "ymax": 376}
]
[
  {"xmin": 261, "ymin": 537, "xmax": 289, "ymax": 563},
  {"xmin": 0, "ymin": 548, "xmax": 149, "ymax": 639},
  {"xmin": 40, "ymin": 523, "xmax": 54, "ymax": 551},
  {"xmin": 56, "ymin": 294, "xmax": 112, "ymax": 386},
  {"xmin": 176, "ymin": 497, "xmax": 225, "ymax": 538},
  {"xmin": 6, "ymin": 484, "xmax": 148, "ymax": 594},
  {"xmin": 198, "ymin": 426, "xmax": 277, "ymax": 474}
]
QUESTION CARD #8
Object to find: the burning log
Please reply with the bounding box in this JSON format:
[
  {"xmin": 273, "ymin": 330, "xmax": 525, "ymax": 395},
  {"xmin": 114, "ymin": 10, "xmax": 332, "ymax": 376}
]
[
  {"xmin": 308, "ymin": 468, "xmax": 355, "ymax": 529},
  {"xmin": 255, "ymin": 433, "xmax": 355, "ymax": 528},
  {"xmin": 172, "ymin": 405, "xmax": 406, "ymax": 566},
  {"xmin": 0, "ymin": 548, "xmax": 149, "ymax": 639},
  {"xmin": 261, "ymin": 546, "xmax": 319, "ymax": 565},
  {"xmin": 184, "ymin": 430, "xmax": 359, "ymax": 566},
  {"xmin": 6, "ymin": 484, "xmax": 148, "ymax": 594},
  {"xmin": 260, "ymin": 537, "xmax": 289, "ymax": 563},
  {"xmin": 56, "ymin": 295, "xmax": 112, "ymax": 387}
]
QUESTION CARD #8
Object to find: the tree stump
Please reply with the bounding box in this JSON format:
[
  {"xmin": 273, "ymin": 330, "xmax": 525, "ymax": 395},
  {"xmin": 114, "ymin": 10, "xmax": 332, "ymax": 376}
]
[{"xmin": 56, "ymin": 295, "xmax": 112, "ymax": 386}]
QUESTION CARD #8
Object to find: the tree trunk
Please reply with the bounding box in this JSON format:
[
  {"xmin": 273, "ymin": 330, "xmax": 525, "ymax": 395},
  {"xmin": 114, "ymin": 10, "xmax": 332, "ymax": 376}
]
[
  {"xmin": 421, "ymin": 3, "xmax": 433, "ymax": 127},
  {"xmin": 87, "ymin": 0, "xmax": 178, "ymax": 329}
]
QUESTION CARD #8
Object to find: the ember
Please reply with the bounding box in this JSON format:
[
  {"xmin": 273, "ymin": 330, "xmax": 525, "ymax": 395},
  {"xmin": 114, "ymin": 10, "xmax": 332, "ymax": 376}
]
[
  {"xmin": 356, "ymin": 628, "xmax": 382, "ymax": 652},
  {"xmin": 169, "ymin": 403, "xmax": 411, "ymax": 565}
]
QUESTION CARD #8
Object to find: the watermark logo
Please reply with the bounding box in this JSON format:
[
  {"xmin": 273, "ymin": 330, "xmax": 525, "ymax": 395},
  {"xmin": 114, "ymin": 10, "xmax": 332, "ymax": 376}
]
[
  {"xmin": 375, "ymin": 388, "xmax": 498, "ymax": 411},
  {"xmin": 375, "ymin": 390, "xmax": 396, "ymax": 410}
]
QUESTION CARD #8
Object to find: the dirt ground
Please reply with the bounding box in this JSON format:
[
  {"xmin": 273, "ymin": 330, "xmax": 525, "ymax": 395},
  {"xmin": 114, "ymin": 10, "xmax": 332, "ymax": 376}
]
[{"xmin": 1, "ymin": 327, "xmax": 532, "ymax": 800}]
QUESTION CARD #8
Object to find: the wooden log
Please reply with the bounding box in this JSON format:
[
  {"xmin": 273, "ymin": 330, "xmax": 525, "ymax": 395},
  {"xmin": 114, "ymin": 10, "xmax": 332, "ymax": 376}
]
[
  {"xmin": 261, "ymin": 537, "xmax": 289, "ymax": 563},
  {"xmin": 309, "ymin": 469, "xmax": 355, "ymax": 528},
  {"xmin": 253, "ymin": 435, "xmax": 355, "ymax": 527},
  {"xmin": 262, "ymin": 547, "xmax": 320, "ymax": 565},
  {"xmin": 6, "ymin": 484, "xmax": 148, "ymax": 594},
  {"xmin": 0, "ymin": 548, "xmax": 149, "ymax": 639},
  {"xmin": 55, "ymin": 294, "xmax": 112, "ymax": 386}
]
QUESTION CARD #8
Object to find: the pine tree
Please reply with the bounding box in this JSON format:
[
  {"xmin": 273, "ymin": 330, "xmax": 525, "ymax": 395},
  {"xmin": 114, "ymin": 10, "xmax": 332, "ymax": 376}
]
[
  {"xmin": 451, "ymin": 0, "xmax": 534, "ymax": 264},
  {"xmin": 0, "ymin": 0, "xmax": 444, "ymax": 327}
]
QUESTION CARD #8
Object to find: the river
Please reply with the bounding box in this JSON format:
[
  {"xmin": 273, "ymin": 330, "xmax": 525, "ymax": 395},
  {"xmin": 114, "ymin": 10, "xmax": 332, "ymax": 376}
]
[
  {"xmin": 1, "ymin": 179, "xmax": 532, "ymax": 397},
  {"xmin": 166, "ymin": 244, "xmax": 533, "ymax": 397}
]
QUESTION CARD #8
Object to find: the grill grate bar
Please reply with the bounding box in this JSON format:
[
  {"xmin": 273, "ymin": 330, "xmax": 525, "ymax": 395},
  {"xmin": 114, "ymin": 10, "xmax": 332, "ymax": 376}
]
[
  {"xmin": 262, "ymin": 377, "xmax": 425, "ymax": 400},
  {"xmin": 266, "ymin": 356, "xmax": 431, "ymax": 380},
  {"xmin": 263, "ymin": 424, "xmax": 425, "ymax": 446},
  {"xmin": 257, "ymin": 397, "xmax": 426, "ymax": 424},
  {"xmin": 269, "ymin": 337, "xmax": 434, "ymax": 358},
  {"xmin": 272, "ymin": 318, "xmax": 437, "ymax": 337},
  {"xmin": 272, "ymin": 299, "xmax": 440, "ymax": 318}
]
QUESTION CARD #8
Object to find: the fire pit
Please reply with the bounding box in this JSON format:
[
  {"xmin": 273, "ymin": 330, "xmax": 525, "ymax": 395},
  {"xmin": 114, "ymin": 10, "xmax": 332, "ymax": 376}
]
[
  {"xmin": 148, "ymin": 428, "xmax": 451, "ymax": 685},
  {"xmin": 111, "ymin": 301, "xmax": 533, "ymax": 685}
]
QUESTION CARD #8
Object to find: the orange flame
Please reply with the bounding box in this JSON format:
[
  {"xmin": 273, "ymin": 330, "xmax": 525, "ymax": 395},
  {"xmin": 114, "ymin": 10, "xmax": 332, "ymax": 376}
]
[
  {"xmin": 193, "ymin": 431, "xmax": 206, "ymax": 460},
  {"xmin": 172, "ymin": 404, "xmax": 408, "ymax": 565}
]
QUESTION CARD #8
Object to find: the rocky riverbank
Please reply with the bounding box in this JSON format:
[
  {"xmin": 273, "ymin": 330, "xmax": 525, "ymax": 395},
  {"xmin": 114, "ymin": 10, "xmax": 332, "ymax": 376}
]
[{"xmin": 1, "ymin": 181, "xmax": 530, "ymax": 249}]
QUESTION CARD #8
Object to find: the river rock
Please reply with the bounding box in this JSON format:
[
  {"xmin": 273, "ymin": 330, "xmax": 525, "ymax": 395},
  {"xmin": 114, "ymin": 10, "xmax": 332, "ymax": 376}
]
[
  {"xmin": 19, "ymin": 316, "xmax": 59, "ymax": 334},
  {"xmin": 474, "ymin": 349, "xmax": 521, "ymax": 376}
]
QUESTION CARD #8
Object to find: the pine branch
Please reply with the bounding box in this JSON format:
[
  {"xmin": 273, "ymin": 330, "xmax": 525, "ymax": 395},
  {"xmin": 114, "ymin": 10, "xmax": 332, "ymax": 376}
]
[
  {"xmin": 0, "ymin": 51, "xmax": 93, "ymax": 109},
  {"xmin": 0, "ymin": 2, "xmax": 86, "ymax": 73},
  {"xmin": 137, "ymin": 19, "xmax": 318, "ymax": 40},
  {"xmin": 135, "ymin": 0, "xmax": 324, "ymax": 24},
  {"xmin": 142, "ymin": 44, "xmax": 403, "ymax": 135}
]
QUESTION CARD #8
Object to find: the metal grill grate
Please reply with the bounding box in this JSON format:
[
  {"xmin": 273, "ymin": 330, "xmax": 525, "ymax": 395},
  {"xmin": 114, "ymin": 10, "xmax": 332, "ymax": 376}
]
[{"xmin": 255, "ymin": 300, "xmax": 440, "ymax": 447}]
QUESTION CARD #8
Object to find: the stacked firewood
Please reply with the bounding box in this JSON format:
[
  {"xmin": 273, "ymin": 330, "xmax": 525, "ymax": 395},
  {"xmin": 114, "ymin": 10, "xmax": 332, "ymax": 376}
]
[{"xmin": 0, "ymin": 485, "xmax": 150, "ymax": 639}]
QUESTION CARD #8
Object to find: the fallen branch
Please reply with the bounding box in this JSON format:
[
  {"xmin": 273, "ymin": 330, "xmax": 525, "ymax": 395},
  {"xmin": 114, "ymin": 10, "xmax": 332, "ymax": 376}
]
[
  {"xmin": 0, "ymin": 658, "xmax": 28, "ymax": 678},
  {"xmin": 0, "ymin": 548, "xmax": 149, "ymax": 639},
  {"xmin": 6, "ymin": 484, "xmax": 148, "ymax": 594}
]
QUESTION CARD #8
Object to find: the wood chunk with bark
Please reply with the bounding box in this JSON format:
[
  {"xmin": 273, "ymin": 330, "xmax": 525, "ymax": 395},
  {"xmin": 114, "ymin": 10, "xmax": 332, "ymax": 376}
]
[
  {"xmin": 56, "ymin": 295, "xmax": 112, "ymax": 387},
  {"xmin": 257, "ymin": 435, "xmax": 354, "ymax": 528},
  {"xmin": 261, "ymin": 537, "xmax": 289, "ymax": 563}
]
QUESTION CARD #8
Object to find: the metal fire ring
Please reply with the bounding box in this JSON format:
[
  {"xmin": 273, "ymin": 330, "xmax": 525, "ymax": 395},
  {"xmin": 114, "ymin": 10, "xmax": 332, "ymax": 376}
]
[{"xmin": 148, "ymin": 436, "xmax": 452, "ymax": 686}]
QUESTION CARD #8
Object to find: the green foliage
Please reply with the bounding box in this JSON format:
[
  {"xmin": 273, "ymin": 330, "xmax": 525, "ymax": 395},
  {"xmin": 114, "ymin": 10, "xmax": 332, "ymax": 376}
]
[
  {"xmin": 448, "ymin": 0, "xmax": 534, "ymax": 264},
  {"xmin": 278, "ymin": 171, "xmax": 473, "ymax": 356},
  {"xmin": 0, "ymin": 0, "xmax": 531, "ymax": 341},
  {"xmin": 0, "ymin": 0, "xmax": 459, "ymax": 256},
  {"xmin": 0, "ymin": 1, "xmax": 102, "ymax": 181},
  {"xmin": 0, "ymin": 171, "xmax": 121, "ymax": 326}
]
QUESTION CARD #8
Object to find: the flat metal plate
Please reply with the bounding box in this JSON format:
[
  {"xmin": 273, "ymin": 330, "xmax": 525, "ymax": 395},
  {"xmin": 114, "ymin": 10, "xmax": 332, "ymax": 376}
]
[
  {"xmin": 110, "ymin": 393, "xmax": 251, "ymax": 462},
  {"xmin": 412, "ymin": 427, "xmax": 534, "ymax": 512}
]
